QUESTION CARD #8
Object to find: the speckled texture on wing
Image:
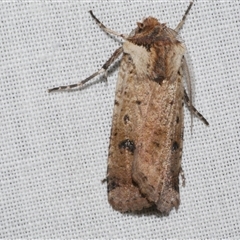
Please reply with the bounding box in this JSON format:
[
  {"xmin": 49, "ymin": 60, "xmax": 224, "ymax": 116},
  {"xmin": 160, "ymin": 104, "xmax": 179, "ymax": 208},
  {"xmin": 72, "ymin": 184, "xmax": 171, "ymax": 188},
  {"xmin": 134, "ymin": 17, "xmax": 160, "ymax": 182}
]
[
  {"xmin": 107, "ymin": 53, "xmax": 152, "ymax": 212},
  {"xmin": 132, "ymin": 73, "xmax": 184, "ymax": 214},
  {"xmin": 107, "ymin": 16, "xmax": 186, "ymax": 214}
]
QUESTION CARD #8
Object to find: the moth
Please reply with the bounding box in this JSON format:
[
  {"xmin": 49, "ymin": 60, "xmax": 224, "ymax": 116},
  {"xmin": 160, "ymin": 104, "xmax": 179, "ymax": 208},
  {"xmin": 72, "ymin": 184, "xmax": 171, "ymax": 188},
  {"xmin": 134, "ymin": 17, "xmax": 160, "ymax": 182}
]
[{"xmin": 49, "ymin": 1, "xmax": 209, "ymax": 214}]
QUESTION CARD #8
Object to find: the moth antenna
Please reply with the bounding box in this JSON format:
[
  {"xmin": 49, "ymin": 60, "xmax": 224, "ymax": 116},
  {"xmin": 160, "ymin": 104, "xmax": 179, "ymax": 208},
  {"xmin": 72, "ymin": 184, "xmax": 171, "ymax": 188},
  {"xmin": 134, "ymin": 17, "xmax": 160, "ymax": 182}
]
[
  {"xmin": 48, "ymin": 47, "xmax": 123, "ymax": 92},
  {"xmin": 89, "ymin": 10, "xmax": 128, "ymax": 39},
  {"xmin": 175, "ymin": 1, "xmax": 194, "ymax": 33}
]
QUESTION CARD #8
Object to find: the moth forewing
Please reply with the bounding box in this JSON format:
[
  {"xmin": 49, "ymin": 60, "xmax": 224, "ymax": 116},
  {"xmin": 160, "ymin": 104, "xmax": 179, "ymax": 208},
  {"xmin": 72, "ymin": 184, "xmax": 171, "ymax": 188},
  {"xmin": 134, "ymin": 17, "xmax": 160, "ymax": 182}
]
[
  {"xmin": 132, "ymin": 69, "xmax": 185, "ymax": 214},
  {"xmin": 48, "ymin": 1, "xmax": 209, "ymax": 215},
  {"xmin": 107, "ymin": 53, "xmax": 153, "ymax": 212},
  {"xmin": 107, "ymin": 15, "xmax": 187, "ymax": 213}
]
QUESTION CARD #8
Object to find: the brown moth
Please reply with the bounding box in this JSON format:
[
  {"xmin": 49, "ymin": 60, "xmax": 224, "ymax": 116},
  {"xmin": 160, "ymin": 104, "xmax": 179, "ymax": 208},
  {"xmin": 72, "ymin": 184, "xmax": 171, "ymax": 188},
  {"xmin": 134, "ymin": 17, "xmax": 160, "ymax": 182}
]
[{"xmin": 48, "ymin": 1, "xmax": 209, "ymax": 214}]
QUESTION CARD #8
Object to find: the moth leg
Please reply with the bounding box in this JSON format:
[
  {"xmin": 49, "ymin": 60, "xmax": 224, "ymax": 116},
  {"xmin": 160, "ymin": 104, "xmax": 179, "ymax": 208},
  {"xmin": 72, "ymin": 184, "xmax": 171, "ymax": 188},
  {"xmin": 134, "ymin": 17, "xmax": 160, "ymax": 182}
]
[
  {"xmin": 182, "ymin": 56, "xmax": 193, "ymax": 127},
  {"xmin": 175, "ymin": 1, "xmax": 194, "ymax": 33},
  {"xmin": 89, "ymin": 11, "xmax": 128, "ymax": 39},
  {"xmin": 182, "ymin": 57, "xmax": 192, "ymax": 108},
  {"xmin": 184, "ymin": 89, "xmax": 209, "ymax": 126},
  {"xmin": 48, "ymin": 47, "xmax": 123, "ymax": 92},
  {"xmin": 101, "ymin": 178, "xmax": 107, "ymax": 184}
]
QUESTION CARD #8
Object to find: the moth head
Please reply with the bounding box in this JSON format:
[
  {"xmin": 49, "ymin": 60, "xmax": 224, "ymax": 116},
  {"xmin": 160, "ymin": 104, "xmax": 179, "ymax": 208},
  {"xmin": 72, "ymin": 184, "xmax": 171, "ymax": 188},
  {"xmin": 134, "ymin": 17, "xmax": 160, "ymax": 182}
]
[{"xmin": 129, "ymin": 17, "xmax": 166, "ymax": 37}]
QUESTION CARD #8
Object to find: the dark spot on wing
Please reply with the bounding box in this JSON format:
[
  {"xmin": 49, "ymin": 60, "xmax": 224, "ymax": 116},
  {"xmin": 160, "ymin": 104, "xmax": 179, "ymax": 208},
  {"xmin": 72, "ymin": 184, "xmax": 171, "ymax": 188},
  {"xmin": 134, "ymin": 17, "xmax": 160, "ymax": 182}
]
[
  {"xmin": 153, "ymin": 141, "xmax": 160, "ymax": 147},
  {"xmin": 118, "ymin": 139, "xmax": 136, "ymax": 154},
  {"xmin": 173, "ymin": 181, "xmax": 179, "ymax": 192},
  {"xmin": 172, "ymin": 141, "xmax": 179, "ymax": 151},
  {"xmin": 123, "ymin": 114, "xmax": 130, "ymax": 124},
  {"xmin": 107, "ymin": 178, "xmax": 120, "ymax": 193},
  {"xmin": 153, "ymin": 75, "xmax": 165, "ymax": 84},
  {"xmin": 127, "ymin": 55, "xmax": 133, "ymax": 63},
  {"xmin": 176, "ymin": 116, "xmax": 179, "ymax": 123}
]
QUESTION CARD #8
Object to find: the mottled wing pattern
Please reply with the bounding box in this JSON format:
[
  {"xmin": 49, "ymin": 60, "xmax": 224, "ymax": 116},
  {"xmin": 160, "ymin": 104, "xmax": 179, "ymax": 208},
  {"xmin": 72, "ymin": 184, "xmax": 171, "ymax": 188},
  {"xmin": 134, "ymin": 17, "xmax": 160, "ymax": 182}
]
[
  {"xmin": 132, "ymin": 42, "xmax": 185, "ymax": 214},
  {"xmin": 48, "ymin": 2, "xmax": 201, "ymax": 215},
  {"xmin": 108, "ymin": 14, "xmax": 187, "ymax": 214},
  {"xmin": 132, "ymin": 74, "xmax": 184, "ymax": 213},
  {"xmin": 107, "ymin": 53, "xmax": 152, "ymax": 212}
]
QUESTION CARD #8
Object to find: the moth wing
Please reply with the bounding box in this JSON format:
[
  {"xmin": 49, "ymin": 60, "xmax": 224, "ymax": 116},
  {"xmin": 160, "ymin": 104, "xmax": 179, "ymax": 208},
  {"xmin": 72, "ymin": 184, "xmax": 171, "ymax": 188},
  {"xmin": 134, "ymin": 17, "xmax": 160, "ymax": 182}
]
[
  {"xmin": 131, "ymin": 42, "xmax": 185, "ymax": 214},
  {"xmin": 107, "ymin": 53, "xmax": 152, "ymax": 212},
  {"xmin": 132, "ymin": 74, "xmax": 184, "ymax": 214}
]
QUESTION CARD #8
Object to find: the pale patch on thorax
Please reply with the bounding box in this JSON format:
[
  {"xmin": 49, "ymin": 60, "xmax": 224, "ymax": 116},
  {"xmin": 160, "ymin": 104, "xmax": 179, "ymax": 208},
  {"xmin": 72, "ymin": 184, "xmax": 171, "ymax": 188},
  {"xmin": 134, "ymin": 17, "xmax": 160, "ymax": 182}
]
[{"xmin": 123, "ymin": 41, "xmax": 151, "ymax": 76}]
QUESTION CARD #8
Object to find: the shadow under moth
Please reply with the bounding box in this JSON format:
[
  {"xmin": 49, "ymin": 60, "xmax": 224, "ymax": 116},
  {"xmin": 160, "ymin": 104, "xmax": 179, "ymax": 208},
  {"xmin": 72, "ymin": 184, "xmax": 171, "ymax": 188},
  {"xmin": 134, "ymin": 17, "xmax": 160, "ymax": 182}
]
[{"xmin": 49, "ymin": 1, "xmax": 209, "ymax": 215}]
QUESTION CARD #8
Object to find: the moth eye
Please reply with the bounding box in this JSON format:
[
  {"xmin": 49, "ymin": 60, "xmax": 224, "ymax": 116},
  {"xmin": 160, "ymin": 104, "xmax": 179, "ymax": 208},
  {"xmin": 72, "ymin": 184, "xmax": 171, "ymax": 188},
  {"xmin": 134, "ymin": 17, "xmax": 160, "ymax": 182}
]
[
  {"xmin": 137, "ymin": 22, "xmax": 144, "ymax": 29},
  {"xmin": 136, "ymin": 22, "xmax": 144, "ymax": 33}
]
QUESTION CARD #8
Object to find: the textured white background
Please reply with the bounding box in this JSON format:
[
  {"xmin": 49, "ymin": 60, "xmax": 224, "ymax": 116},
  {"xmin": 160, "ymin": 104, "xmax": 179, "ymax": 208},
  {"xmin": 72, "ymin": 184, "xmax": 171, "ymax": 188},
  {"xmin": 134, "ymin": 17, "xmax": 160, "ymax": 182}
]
[{"xmin": 1, "ymin": 0, "xmax": 239, "ymax": 238}]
